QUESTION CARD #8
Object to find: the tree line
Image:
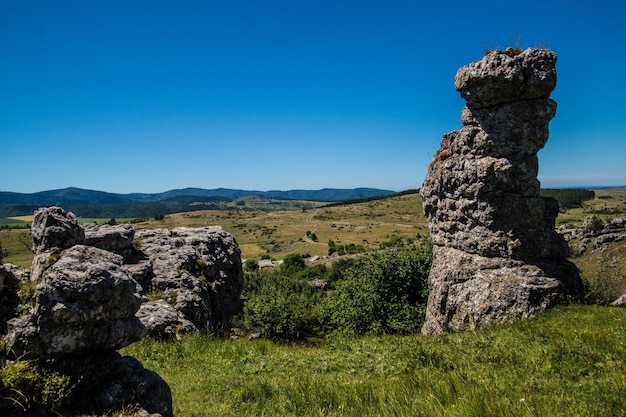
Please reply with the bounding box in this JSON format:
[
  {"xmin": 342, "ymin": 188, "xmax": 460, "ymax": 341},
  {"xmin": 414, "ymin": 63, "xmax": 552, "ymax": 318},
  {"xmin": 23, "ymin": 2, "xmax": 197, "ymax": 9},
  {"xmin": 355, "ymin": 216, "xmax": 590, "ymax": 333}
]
[{"xmin": 540, "ymin": 188, "xmax": 595, "ymax": 210}]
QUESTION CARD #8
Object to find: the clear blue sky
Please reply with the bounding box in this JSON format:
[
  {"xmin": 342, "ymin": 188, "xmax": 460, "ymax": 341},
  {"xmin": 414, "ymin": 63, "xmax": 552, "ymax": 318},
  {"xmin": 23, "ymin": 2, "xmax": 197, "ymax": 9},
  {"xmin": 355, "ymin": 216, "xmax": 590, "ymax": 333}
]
[{"xmin": 2, "ymin": 0, "xmax": 625, "ymax": 194}]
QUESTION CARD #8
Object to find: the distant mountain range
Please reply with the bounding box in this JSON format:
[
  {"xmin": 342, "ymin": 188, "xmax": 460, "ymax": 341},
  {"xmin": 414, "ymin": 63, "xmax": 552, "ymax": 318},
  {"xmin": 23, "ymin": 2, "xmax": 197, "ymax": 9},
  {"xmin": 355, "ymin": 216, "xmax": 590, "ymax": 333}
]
[{"xmin": 0, "ymin": 187, "xmax": 396, "ymax": 218}]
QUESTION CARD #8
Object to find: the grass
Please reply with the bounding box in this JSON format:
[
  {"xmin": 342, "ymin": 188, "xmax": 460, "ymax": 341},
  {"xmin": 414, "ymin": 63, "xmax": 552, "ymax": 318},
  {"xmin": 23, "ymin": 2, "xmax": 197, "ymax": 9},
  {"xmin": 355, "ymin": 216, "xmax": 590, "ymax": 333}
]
[
  {"xmin": 574, "ymin": 238, "xmax": 626, "ymax": 304},
  {"xmin": 120, "ymin": 305, "xmax": 626, "ymax": 417},
  {"xmin": 125, "ymin": 192, "xmax": 428, "ymax": 261},
  {"xmin": 0, "ymin": 228, "xmax": 32, "ymax": 268},
  {"xmin": 0, "ymin": 218, "xmax": 29, "ymax": 227},
  {"xmin": 555, "ymin": 187, "xmax": 626, "ymax": 226}
]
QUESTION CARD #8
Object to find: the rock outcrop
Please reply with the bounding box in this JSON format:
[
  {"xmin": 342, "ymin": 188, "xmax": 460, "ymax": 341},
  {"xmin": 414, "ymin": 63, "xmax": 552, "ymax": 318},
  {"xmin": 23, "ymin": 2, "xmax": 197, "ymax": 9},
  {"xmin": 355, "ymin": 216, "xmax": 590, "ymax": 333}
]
[
  {"xmin": 6, "ymin": 245, "xmax": 146, "ymax": 359},
  {"xmin": 0, "ymin": 264, "xmax": 21, "ymax": 333},
  {"xmin": 3, "ymin": 206, "xmax": 245, "ymax": 415},
  {"xmin": 3, "ymin": 208, "xmax": 176, "ymax": 416},
  {"xmin": 30, "ymin": 206, "xmax": 85, "ymax": 282},
  {"xmin": 420, "ymin": 48, "xmax": 583, "ymax": 334},
  {"xmin": 559, "ymin": 216, "xmax": 626, "ymax": 255},
  {"xmin": 133, "ymin": 227, "xmax": 244, "ymax": 334}
]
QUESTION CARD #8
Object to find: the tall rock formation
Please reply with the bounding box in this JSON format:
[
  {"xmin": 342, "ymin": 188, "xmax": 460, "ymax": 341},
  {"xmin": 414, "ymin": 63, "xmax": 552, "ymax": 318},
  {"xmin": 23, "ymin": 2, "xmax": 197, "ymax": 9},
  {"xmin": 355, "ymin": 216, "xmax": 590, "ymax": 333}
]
[{"xmin": 420, "ymin": 48, "xmax": 583, "ymax": 334}]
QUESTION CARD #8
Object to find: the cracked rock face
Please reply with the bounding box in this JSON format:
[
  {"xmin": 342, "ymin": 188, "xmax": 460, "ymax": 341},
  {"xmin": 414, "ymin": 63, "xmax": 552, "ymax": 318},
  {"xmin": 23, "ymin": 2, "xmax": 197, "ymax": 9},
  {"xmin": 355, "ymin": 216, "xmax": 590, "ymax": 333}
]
[
  {"xmin": 133, "ymin": 226, "xmax": 244, "ymax": 334},
  {"xmin": 420, "ymin": 49, "xmax": 583, "ymax": 335},
  {"xmin": 6, "ymin": 245, "xmax": 146, "ymax": 358}
]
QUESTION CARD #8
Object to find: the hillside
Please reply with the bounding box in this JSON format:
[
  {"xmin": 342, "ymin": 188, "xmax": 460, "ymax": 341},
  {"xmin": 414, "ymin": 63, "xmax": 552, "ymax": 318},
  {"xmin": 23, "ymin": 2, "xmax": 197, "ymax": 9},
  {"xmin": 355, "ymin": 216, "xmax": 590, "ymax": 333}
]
[
  {"xmin": 0, "ymin": 187, "xmax": 395, "ymax": 218},
  {"xmin": 1, "ymin": 189, "xmax": 624, "ymax": 306},
  {"xmin": 0, "ymin": 187, "xmax": 394, "ymax": 205}
]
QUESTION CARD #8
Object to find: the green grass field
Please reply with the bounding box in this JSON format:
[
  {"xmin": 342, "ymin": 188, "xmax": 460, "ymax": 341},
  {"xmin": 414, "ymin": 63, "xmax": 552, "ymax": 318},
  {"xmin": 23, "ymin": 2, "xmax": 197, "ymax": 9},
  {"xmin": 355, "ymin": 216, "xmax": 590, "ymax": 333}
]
[
  {"xmin": 121, "ymin": 305, "xmax": 626, "ymax": 417},
  {"xmin": 0, "ymin": 218, "xmax": 28, "ymax": 227}
]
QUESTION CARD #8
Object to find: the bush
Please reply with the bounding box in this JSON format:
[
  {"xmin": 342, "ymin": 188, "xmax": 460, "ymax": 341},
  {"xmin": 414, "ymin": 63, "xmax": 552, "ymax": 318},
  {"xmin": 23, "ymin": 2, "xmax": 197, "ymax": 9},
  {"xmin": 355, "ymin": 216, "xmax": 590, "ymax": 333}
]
[
  {"xmin": 242, "ymin": 268, "xmax": 322, "ymax": 341},
  {"xmin": 327, "ymin": 240, "xmax": 367, "ymax": 256},
  {"xmin": 240, "ymin": 240, "xmax": 433, "ymax": 341},
  {"xmin": 280, "ymin": 253, "xmax": 305, "ymax": 274},
  {"xmin": 244, "ymin": 258, "xmax": 259, "ymax": 272},
  {"xmin": 321, "ymin": 239, "xmax": 432, "ymax": 335}
]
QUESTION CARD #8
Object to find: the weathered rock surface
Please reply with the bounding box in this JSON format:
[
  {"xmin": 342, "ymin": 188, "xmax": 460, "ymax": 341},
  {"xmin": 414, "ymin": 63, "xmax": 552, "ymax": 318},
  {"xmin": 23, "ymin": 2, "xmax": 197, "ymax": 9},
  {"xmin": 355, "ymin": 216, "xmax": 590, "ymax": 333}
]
[
  {"xmin": 48, "ymin": 352, "xmax": 173, "ymax": 417},
  {"xmin": 84, "ymin": 222, "xmax": 135, "ymax": 256},
  {"xmin": 30, "ymin": 206, "xmax": 85, "ymax": 282},
  {"xmin": 31, "ymin": 207, "xmax": 85, "ymax": 252},
  {"xmin": 5, "ymin": 245, "xmax": 146, "ymax": 358},
  {"xmin": 2, "ymin": 206, "xmax": 244, "ymax": 415},
  {"xmin": 559, "ymin": 216, "xmax": 626, "ymax": 255},
  {"xmin": 3, "ymin": 207, "xmax": 178, "ymax": 417},
  {"xmin": 420, "ymin": 49, "xmax": 583, "ymax": 334},
  {"xmin": 137, "ymin": 299, "xmax": 198, "ymax": 338},
  {"xmin": 134, "ymin": 226, "xmax": 244, "ymax": 334},
  {"xmin": 0, "ymin": 264, "xmax": 22, "ymax": 332}
]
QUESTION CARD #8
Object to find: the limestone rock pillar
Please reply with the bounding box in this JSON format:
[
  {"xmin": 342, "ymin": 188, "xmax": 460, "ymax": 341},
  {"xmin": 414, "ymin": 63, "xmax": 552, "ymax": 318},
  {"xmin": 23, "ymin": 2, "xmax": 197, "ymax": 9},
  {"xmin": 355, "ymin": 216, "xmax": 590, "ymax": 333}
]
[{"xmin": 420, "ymin": 48, "xmax": 583, "ymax": 334}]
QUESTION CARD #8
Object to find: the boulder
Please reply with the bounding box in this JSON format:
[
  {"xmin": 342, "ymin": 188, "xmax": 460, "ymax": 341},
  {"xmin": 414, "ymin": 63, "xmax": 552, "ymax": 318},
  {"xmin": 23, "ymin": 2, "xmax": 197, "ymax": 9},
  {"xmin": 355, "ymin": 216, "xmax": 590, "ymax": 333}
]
[
  {"xmin": 611, "ymin": 294, "xmax": 626, "ymax": 308},
  {"xmin": 30, "ymin": 206, "xmax": 85, "ymax": 282},
  {"xmin": 31, "ymin": 207, "xmax": 85, "ymax": 253},
  {"xmin": 420, "ymin": 49, "xmax": 583, "ymax": 334},
  {"xmin": 46, "ymin": 352, "xmax": 173, "ymax": 417},
  {"xmin": 594, "ymin": 233, "xmax": 625, "ymax": 248},
  {"xmin": 5, "ymin": 245, "xmax": 146, "ymax": 359},
  {"xmin": 3, "ymin": 243, "xmax": 172, "ymax": 416},
  {"xmin": 134, "ymin": 226, "xmax": 244, "ymax": 333},
  {"xmin": 604, "ymin": 217, "xmax": 626, "ymax": 233}
]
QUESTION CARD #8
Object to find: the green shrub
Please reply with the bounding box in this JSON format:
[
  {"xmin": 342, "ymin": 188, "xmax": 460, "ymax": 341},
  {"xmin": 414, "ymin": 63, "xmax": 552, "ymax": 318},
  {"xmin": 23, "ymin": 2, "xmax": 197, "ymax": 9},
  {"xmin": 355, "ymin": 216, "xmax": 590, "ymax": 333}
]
[
  {"xmin": 321, "ymin": 239, "xmax": 432, "ymax": 335},
  {"xmin": 242, "ymin": 269, "xmax": 322, "ymax": 341},
  {"xmin": 583, "ymin": 216, "xmax": 604, "ymax": 235},
  {"xmin": 240, "ymin": 240, "xmax": 433, "ymax": 341},
  {"xmin": 244, "ymin": 258, "xmax": 259, "ymax": 272},
  {"xmin": 0, "ymin": 360, "xmax": 72, "ymax": 414},
  {"xmin": 280, "ymin": 253, "xmax": 305, "ymax": 274}
]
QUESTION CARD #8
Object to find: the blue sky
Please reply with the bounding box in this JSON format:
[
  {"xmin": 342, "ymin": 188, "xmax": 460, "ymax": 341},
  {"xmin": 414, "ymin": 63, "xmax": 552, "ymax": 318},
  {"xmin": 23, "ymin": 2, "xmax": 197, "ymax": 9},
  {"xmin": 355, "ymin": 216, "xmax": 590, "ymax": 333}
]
[{"xmin": 2, "ymin": 0, "xmax": 625, "ymax": 194}]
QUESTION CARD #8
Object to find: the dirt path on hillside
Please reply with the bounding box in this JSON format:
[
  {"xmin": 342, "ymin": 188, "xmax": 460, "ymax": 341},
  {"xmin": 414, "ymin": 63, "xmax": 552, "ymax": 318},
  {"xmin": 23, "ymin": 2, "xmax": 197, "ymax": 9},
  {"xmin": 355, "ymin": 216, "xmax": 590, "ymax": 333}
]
[{"xmin": 306, "ymin": 209, "xmax": 320, "ymax": 233}]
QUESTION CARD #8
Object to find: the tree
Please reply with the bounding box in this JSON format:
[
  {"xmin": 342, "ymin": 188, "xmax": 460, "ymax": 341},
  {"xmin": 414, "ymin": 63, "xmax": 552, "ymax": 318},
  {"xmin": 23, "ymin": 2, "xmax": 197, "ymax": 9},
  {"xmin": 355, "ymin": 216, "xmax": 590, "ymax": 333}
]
[
  {"xmin": 244, "ymin": 258, "xmax": 259, "ymax": 272},
  {"xmin": 280, "ymin": 253, "xmax": 305, "ymax": 273}
]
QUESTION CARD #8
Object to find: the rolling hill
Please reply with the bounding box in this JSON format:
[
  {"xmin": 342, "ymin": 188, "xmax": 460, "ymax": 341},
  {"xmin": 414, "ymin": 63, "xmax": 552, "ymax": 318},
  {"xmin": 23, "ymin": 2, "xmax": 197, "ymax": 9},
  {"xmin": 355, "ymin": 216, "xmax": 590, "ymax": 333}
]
[{"xmin": 0, "ymin": 187, "xmax": 395, "ymax": 218}]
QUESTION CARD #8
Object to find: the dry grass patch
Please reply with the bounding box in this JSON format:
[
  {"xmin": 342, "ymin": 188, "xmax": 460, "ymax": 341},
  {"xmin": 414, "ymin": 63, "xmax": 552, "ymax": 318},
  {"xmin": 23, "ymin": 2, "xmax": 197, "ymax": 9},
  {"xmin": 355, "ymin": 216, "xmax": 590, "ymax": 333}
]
[
  {"xmin": 8, "ymin": 215, "xmax": 35, "ymax": 222},
  {"xmin": 131, "ymin": 193, "xmax": 427, "ymax": 260}
]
